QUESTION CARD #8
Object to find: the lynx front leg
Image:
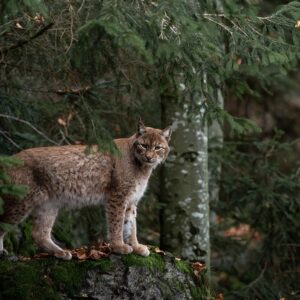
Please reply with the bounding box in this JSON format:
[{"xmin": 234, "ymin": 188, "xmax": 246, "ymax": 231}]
[
  {"xmin": 106, "ymin": 199, "xmax": 133, "ymax": 255},
  {"xmin": 124, "ymin": 205, "xmax": 149, "ymax": 257},
  {"xmin": 31, "ymin": 204, "xmax": 72, "ymax": 260}
]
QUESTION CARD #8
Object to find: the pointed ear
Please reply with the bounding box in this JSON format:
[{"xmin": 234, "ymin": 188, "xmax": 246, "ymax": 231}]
[
  {"xmin": 137, "ymin": 118, "xmax": 146, "ymax": 136},
  {"xmin": 161, "ymin": 125, "xmax": 172, "ymax": 142}
]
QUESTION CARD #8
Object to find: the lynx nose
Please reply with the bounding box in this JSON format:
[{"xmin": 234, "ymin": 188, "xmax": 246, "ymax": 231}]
[{"xmin": 146, "ymin": 155, "xmax": 153, "ymax": 162}]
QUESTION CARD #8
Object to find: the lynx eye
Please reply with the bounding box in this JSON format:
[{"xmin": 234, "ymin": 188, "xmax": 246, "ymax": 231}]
[
  {"xmin": 155, "ymin": 145, "xmax": 162, "ymax": 150},
  {"xmin": 139, "ymin": 143, "xmax": 148, "ymax": 149}
]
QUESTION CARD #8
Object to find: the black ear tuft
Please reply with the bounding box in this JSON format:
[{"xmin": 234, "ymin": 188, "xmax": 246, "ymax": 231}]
[{"xmin": 137, "ymin": 118, "xmax": 146, "ymax": 136}]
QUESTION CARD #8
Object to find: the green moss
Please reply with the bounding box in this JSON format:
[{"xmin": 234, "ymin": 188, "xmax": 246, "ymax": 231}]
[
  {"xmin": 49, "ymin": 258, "xmax": 112, "ymax": 296},
  {"xmin": 50, "ymin": 263, "xmax": 83, "ymax": 295},
  {"xmin": 122, "ymin": 252, "xmax": 165, "ymax": 272},
  {"xmin": 0, "ymin": 260, "xmax": 60, "ymax": 300},
  {"xmin": 0, "ymin": 258, "xmax": 113, "ymax": 300},
  {"xmin": 175, "ymin": 259, "xmax": 192, "ymax": 274}
]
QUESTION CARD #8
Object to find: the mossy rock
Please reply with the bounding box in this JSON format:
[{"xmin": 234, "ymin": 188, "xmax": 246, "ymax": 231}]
[{"xmin": 0, "ymin": 252, "xmax": 209, "ymax": 300}]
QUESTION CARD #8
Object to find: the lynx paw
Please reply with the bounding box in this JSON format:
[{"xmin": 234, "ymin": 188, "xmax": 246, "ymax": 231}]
[
  {"xmin": 132, "ymin": 244, "xmax": 150, "ymax": 257},
  {"xmin": 54, "ymin": 250, "xmax": 72, "ymax": 260},
  {"xmin": 111, "ymin": 243, "xmax": 133, "ymax": 255}
]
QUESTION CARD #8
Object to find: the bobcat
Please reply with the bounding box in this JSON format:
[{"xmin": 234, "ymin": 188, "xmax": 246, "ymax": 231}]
[{"xmin": 0, "ymin": 121, "xmax": 171, "ymax": 260}]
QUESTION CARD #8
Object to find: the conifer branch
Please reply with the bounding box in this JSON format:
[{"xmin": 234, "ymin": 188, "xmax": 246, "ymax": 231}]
[
  {"xmin": 0, "ymin": 22, "xmax": 54, "ymax": 55},
  {"xmin": 0, "ymin": 114, "xmax": 59, "ymax": 145}
]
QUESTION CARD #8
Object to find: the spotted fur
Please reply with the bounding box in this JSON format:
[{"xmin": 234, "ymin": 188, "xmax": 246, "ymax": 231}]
[{"xmin": 0, "ymin": 121, "xmax": 171, "ymax": 259}]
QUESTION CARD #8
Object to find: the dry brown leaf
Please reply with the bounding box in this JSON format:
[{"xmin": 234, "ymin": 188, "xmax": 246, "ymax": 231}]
[
  {"xmin": 89, "ymin": 249, "xmax": 108, "ymax": 260},
  {"xmin": 33, "ymin": 252, "xmax": 51, "ymax": 259},
  {"xmin": 191, "ymin": 262, "xmax": 206, "ymax": 272},
  {"xmin": 154, "ymin": 247, "xmax": 165, "ymax": 256},
  {"xmin": 19, "ymin": 256, "xmax": 31, "ymax": 261},
  {"xmin": 57, "ymin": 117, "xmax": 67, "ymax": 126},
  {"xmin": 15, "ymin": 22, "xmax": 23, "ymax": 29},
  {"xmin": 91, "ymin": 242, "xmax": 112, "ymax": 255},
  {"xmin": 34, "ymin": 14, "xmax": 45, "ymax": 24},
  {"xmin": 72, "ymin": 248, "xmax": 87, "ymax": 260},
  {"xmin": 216, "ymin": 293, "xmax": 224, "ymax": 300},
  {"xmin": 19, "ymin": 243, "xmax": 112, "ymax": 261},
  {"xmin": 193, "ymin": 270, "xmax": 200, "ymax": 278}
]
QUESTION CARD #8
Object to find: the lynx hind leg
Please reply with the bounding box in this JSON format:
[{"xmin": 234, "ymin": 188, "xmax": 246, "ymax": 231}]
[
  {"xmin": 124, "ymin": 205, "xmax": 149, "ymax": 257},
  {"xmin": 31, "ymin": 204, "xmax": 72, "ymax": 260},
  {"xmin": 0, "ymin": 194, "xmax": 37, "ymax": 256}
]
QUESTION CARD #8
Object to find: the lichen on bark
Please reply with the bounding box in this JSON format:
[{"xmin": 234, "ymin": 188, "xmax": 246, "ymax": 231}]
[{"xmin": 160, "ymin": 88, "xmax": 210, "ymax": 264}]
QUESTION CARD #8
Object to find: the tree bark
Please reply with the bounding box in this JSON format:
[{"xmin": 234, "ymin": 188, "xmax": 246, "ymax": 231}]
[{"xmin": 160, "ymin": 84, "xmax": 210, "ymax": 264}]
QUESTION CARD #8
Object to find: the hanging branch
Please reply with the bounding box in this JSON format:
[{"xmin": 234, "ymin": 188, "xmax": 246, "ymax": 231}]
[
  {"xmin": 0, "ymin": 114, "xmax": 59, "ymax": 145},
  {"xmin": 0, "ymin": 22, "xmax": 54, "ymax": 55}
]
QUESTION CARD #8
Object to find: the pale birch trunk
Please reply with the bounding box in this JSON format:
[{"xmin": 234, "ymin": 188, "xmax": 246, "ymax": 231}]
[{"xmin": 160, "ymin": 87, "xmax": 210, "ymax": 265}]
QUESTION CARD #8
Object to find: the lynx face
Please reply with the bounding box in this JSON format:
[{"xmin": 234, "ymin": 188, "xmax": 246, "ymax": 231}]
[{"xmin": 133, "ymin": 123, "xmax": 171, "ymax": 167}]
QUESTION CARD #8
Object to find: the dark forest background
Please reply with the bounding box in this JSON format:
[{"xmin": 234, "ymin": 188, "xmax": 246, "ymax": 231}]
[{"xmin": 0, "ymin": 1, "xmax": 300, "ymax": 299}]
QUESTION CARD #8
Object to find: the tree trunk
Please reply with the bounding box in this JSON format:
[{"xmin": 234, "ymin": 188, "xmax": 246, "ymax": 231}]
[{"xmin": 160, "ymin": 85, "xmax": 210, "ymax": 265}]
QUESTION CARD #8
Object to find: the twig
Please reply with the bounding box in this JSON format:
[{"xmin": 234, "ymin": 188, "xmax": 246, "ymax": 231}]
[
  {"xmin": 77, "ymin": 0, "xmax": 85, "ymax": 14},
  {"xmin": 0, "ymin": 22, "xmax": 54, "ymax": 55},
  {"xmin": 0, "ymin": 114, "xmax": 59, "ymax": 146},
  {"xmin": 202, "ymin": 13, "xmax": 275, "ymax": 21},
  {"xmin": 0, "ymin": 129, "xmax": 22, "ymax": 150},
  {"xmin": 65, "ymin": 0, "xmax": 75, "ymax": 53},
  {"xmin": 0, "ymin": 84, "xmax": 91, "ymax": 95},
  {"xmin": 202, "ymin": 15, "xmax": 233, "ymax": 35},
  {"xmin": 245, "ymin": 263, "xmax": 268, "ymax": 291},
  {"xmin": 58, "ymin": 129, "xmax": 71, "ymax": 145}
]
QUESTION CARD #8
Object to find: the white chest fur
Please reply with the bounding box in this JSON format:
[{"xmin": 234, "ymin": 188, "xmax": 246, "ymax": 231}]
[{"xmin": 129, "ymin": 179, "xmax": 148, "ymax": 204}]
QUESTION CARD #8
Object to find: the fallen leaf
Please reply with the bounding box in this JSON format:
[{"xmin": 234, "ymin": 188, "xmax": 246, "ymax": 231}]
[
  {"xmin": 154, "ymin": 247, "xmax": 165, "ymax": 256},
  {"xmin": 34, "ymin": 14, "xmax": 45, "ymax": 24},
  {"xmin": 18, "ymin": 243, "xmax": 112, "ymax": 261},
  {"xmin": 191, "ymin": 262, "xmax": 206, "ymax": 272},
  {"xmin": 15, "ymin": 22, "xmax": 24, "ymax": 29},
  {"xmin": 73, "ymin": 248, "xmax": 87, "ymax": 260},
  {"xmin": 33, "ymin": 252, "xmax": 51, "ymax": 259},
  {"xmin": 89, "ymin": 249, "xmax": 108, "ymax": 260},
  {"xmin": 193, "ymin": 270, "xmax": 200, "ymax": 278},
  {"xmin": 19, "ymin": 256, "xmax": 31, "ymax": 261},
  {"xmin": 91, "ymin": 242, "xmax": 112, "ymax": 255},
  {"xmin": 216, "ymin": 293, "xmax": 224, "ymax": 300},
  {"xmin": 57, "ymin": 117, "xmax": 67, "ymax": 126}
]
